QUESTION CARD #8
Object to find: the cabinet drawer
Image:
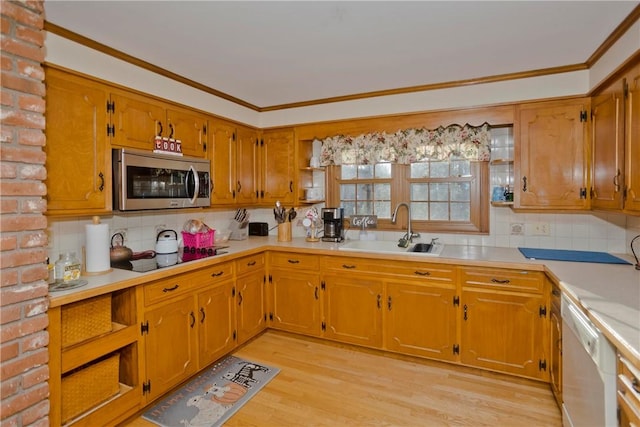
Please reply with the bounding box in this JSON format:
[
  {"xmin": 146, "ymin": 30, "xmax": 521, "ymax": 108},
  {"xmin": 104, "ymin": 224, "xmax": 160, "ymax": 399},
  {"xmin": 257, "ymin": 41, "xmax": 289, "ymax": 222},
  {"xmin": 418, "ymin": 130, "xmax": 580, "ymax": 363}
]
[
  {"xmin": 321, "ymin": 256, "xmax": 455, "ymax": 283},
  {"xmin": 270, "ymin": 252, "xmax": 319, "ymax": 270},
  {"xmin": 144, "ymin": 262, "xmax": 233, "ymax": 306},
  {"xmin": 618, "ymin": 355, "xmax": 640, "ymax": 417},
  {"xmin": 460, "ymin": 267, "xmax": 544, "ymax": 293},
  {"xmin": 236, "ymin": 253, "xmax": 265, "ymax": 276}
]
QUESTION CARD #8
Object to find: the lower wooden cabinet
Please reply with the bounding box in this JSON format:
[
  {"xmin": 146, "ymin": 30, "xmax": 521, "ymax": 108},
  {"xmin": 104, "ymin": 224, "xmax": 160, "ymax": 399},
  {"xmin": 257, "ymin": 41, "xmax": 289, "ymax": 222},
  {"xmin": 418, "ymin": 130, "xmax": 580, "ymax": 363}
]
[
  {"xmin": 322, "ymin": 273, "xmax": 383, "ymax": 348},
  {"xmin": 384, "ymin": 279, "xmax": 458, "ymax": 362},
  {"xmin": 236, "ymin": 254, "xmax": 267, "ymax": 345},
  {"xmin": 268, "ymin": 269, "xmax": 322, "ymax": 336},
  {"xmin": 618, "ymin": 353, "xmax": 640, "ymax": 426}
]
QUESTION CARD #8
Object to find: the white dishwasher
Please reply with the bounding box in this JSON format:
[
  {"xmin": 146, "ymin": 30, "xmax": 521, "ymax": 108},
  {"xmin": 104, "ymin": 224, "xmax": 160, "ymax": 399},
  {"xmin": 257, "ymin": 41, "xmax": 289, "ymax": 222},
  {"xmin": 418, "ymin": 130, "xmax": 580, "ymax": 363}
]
[{"xmin": 561, "ymin": 294, "xmax": 617, "ymax": 427}]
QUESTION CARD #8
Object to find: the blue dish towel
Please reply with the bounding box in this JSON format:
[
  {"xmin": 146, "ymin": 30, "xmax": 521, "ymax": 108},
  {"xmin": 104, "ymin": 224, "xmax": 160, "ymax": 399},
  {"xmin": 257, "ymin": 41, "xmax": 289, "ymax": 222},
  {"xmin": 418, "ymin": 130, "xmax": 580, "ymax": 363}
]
[{"xmin": 518, "ymin": 247, "xmax": 631, "ymax": 265}]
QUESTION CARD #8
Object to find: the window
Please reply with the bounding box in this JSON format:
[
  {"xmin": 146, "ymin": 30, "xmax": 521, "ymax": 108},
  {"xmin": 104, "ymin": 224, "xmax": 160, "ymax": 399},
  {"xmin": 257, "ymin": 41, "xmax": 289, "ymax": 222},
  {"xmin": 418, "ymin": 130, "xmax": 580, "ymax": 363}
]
[{"xmin": 320, "ymin": 123, "xmax": 491, "ymax": 234}]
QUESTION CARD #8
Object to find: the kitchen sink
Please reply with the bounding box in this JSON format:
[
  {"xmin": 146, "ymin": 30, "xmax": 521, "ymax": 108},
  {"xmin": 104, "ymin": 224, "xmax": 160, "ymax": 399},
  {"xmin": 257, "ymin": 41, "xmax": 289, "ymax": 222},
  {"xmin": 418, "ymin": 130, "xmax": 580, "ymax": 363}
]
[{"xmin": 338, "ymin": 240, "xmax": 444, "ymax": 256}]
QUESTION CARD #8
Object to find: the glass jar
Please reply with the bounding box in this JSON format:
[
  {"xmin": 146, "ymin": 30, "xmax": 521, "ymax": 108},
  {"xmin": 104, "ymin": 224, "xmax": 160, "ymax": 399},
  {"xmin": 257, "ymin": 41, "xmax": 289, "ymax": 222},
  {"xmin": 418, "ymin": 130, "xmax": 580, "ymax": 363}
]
[{"xmin": 54, "ymin": 252, "xmax": 81, "ymax": 283}]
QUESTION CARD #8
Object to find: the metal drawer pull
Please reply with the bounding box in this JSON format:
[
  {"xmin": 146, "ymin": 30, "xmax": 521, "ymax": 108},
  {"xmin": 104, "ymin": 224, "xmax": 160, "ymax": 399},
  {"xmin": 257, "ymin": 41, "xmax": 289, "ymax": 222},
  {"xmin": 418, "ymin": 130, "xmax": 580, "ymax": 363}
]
[
  {"xmin": 211, "ymin": 271, "xmax": 224, "ymax": 277},
  {"xmin": 190, "ymin": 311, "xmax": 195, "ymax": 328},
  {"xmin": 414, "ymin": 271, "xmax": 431, "ymax": 276},
  {"xmin": 200, "ymin": 307, "xmax": 205, "ymax": 323},
  {"xmin": 247, "ymin": 261, "xmax": 256, "ymax": 266},
  {"xmin": 342, "ymin": 264, "xmax": 356, "ymax": 269},
  {"xmin": 491, "ymin": 278, "xmax": 511, "ymax": 284},
  {"xmin": 163, "ymin": 284, "xmax": 179, "ymax": 292},
  {"xmin": 238, "ymin": 291, "xmax": 243, "ymax": 305},
  {"xmin": 287, "ymin": 259, "xmax": 300, "ymax": 264}
]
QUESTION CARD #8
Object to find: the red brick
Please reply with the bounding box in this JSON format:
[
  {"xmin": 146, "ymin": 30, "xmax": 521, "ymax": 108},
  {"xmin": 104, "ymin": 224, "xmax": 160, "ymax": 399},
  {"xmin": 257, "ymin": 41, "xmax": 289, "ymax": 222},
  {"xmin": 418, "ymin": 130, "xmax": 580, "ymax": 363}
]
[
  {"xmin": 17, "ymin": 59, "xmax": 43, "ymax": 81},
  {"xmin": 24, "ymin": 2, "xmax": 45, "ymax": 15},
  {"xmin": 0, "ymin": 71, "xmax": 45, "ymax": 96},
  {"xmin": 0, "ymin": 314, "xmax": 48, "ymax": 343},
  {"xmin": 0, "ymin": 37, "xmax": 44, "ymax": 63},
  {"xmin": 0, "ymin": 341, "xmax": 19, "ymax": 362},
  {"xmin": 16, "ymin": 24, "xmax": 43, "ymax": 46},
  {"xmin": 18, "ymin": 94, "xmax": 44, "ymax": 113},
  {"xmin": 18, "ymin": 231, "xmax": 46, "ymax": 249},
  {"xmin": 20, "ymin": 198, "xmax": 46, "ymax": 214},
  {"xmin": 0, "ymin": 235, "xmax": 18, "ymax": 251},
  {"xmin": 0, "ymin": 375, "xmax": 21, "ymax": 399},
  {"xmin": 1, "ymin": 125, "xmax": 14, "ymax": 143},
  {"xmin": 18, "ymin": 129, "xmax": 44, "ymax": 147},
  {"xmin": 23, "ymin": 300, "xmax": 47, "ymax": 319},
  {"xmin": 0, "ymin": 249, "xmax": 48, "ymax": 272},
  {"xmin": 0, "ymin": 181, "xmax": 47, "ymax": 197},
  {"xmin": 18, "ymin": 163, "xmax": 46, "ymax": 180},
  {"xmin": 0, "ymin": 16, "xmax": 12, "ymax": 35},
  {"xmin": 1, "ymin": 54, "xmax": 13, "ymax": 71},
  {"xmin": 0, "ymin": 199, "xmax": 18, "ymax": 214},
  {"xmin": 22, "ymin": 363, "xmax": 48, "ymax": 389},
  {"xmin": 0, "ymin": 162, "xmax": 18, "ymax": 179},
  {"xmin": 0, "ymin": 382, "xmax": 48, "ymax": 420},
  {"xmin": 0, "ymin": 214, "xmax": 47, "ymax": 232},
  {"xmin": 0, "ymin": 108, "xmax": 45, "ymax": 130},
  {"xmin": 1, "ymin": 89, "xmax": 14, "ymax": 106},
  {"xmin": 20, "ymin": 265, "xmax": 47, "ymax": 283},
  {"xmin": 0, "ymin": 415, "xmax": 18, "ymax": 427},
  {"xmin": 0, "ymin": 269, "xmax": 18, "ymax": 287},
  {"xmin": 0, "ymin": 304, "xmax": 21, "ymax": 324},
  {"xmin": 21, "ymin": 399, "xmax": 49, "ymax": 426},
  {"xmin": 1, "ymin": 2, "xmax": 43, "ymax": 29},
  {"xmin": 0, "ymin": 145, "xmax": 46, "ymax": 164}
]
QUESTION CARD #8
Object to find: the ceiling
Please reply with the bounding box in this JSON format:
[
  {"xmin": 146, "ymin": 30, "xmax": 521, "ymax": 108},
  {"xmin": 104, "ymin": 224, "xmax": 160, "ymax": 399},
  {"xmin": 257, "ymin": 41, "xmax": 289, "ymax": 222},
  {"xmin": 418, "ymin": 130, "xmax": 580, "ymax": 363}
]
[{"xmin": 44, "ymin": 1, "xmax": 639, "ymax": 110}]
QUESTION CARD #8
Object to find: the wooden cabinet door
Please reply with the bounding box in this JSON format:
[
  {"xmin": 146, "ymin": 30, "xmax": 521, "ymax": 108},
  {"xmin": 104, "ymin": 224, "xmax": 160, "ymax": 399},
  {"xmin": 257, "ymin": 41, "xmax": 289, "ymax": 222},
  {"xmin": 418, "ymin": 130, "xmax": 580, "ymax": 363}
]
[
  {"xmin": 385, "ymin": 280, "xmax": 458, "ymax": 362},
  {"xmin": 515, "ymin": 98, "xmax": 590, "ymax": 210},
  {"xmin": 166, "ymin": 107, "xmax": 208, "ymax": 158},
  {"xmin": 322, "ymin": 273, "xmax": 383, "ymax": 348},
  {"xmin": 460, "ymin": 290, "xmax": 548, "ymax": 380},
  {"xmin": 111, "ymin": 91, "xmax": 165, "ymax": 151},
  {"xmin": 209, "ymin": 120, "xmax": 237, "ymax": 205},
  {"xmin": 550, "ymin": 302, "xmax": 562, "ymax": 405},
  {"xmin": 236, "ymin": 270, "xmax": 266, "ymax": 345},
  {"xmin": 624, "ymin": 65, "xmax": 640, "ymax": 212},
  {"xmin": 236, "ymin": 125, "xmax": 259, "ymax": 205},
  {"xmin": 261, "ymin": 129, "xmax": 294, "ymax": 205},
  {"xmin": 45, "ymin": 69, "xmax": 111, "ymax": 214},
  {"xmin": 144, "ymin": 295, "xmax": 198, "ymax": 401},
  {"xmin": 269, "ymin": 269, "xmax": 321, "ymax": 336},
  {"xmin": 591, "ymin": 87, "xmax": 625, "ymax": 210},
  {"xmin": 197, "ymin": 280, "xmax": 235, "ymax": 370}
]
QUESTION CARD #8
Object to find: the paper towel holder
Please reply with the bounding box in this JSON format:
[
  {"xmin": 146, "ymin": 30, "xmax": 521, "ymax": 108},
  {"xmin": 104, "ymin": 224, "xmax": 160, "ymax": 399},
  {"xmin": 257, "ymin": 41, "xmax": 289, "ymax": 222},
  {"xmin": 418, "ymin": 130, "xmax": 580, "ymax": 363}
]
[{"xmin": 83, "ymin": 216, "xmax": 113, "ymax": 275}]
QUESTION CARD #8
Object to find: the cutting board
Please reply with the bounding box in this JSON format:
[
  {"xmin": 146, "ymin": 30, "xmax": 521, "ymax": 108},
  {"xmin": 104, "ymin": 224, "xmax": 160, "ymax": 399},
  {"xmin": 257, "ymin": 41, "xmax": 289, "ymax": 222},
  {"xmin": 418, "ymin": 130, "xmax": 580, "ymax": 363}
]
[{"xmin": 518, "ymin": 247, "xmax": 631, "ymax": 265}]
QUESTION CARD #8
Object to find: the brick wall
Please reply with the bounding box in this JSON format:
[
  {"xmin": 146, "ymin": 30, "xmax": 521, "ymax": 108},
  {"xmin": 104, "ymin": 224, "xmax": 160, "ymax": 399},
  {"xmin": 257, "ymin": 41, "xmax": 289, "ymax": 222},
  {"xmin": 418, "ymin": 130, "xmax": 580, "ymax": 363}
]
[{"xmin": 0, "ymin": 1, "xmax": 50, "ymax": 426}]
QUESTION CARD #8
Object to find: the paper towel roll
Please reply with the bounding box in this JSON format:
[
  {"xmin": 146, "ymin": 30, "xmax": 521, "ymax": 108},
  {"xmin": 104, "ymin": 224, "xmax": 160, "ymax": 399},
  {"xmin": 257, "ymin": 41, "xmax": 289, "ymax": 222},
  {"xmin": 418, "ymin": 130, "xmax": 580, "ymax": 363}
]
[{"xmin": 85, "ymin": 217, "xmax": 110, "ymax": 273}]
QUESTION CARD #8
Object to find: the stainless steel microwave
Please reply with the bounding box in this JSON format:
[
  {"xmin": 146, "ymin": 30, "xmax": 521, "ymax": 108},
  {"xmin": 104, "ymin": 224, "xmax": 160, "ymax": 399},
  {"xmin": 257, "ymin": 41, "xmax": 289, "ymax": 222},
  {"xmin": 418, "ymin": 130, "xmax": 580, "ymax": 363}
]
[{"xmin": 113, "ymin": 148, "xmax": 211, "ymax": 211}]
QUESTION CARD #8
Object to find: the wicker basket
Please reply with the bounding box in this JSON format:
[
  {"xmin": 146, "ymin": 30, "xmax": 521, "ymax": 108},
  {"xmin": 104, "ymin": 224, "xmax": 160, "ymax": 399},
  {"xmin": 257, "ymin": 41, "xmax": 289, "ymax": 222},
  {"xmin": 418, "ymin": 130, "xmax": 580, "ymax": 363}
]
[
  {"xmin": 61, "ymin": 353, "xmax": 120, "ymax": 423},
  {"xmin": 61, "ymin": 294, "xmax": 112, "ymax": 347}
]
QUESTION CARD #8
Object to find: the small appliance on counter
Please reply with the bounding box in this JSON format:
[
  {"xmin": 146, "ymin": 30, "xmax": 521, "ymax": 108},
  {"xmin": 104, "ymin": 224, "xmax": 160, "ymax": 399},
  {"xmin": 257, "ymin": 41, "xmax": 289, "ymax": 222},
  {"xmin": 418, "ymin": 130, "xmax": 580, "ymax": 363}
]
[{"xmin": 321, "ymin": 207, "xmax": 344, "ymax": 242}]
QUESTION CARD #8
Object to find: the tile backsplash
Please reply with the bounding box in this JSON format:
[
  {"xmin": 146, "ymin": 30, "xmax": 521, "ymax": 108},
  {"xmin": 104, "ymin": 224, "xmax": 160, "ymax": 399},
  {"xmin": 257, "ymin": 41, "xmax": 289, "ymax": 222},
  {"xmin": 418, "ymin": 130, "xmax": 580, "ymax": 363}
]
[{"xmin": 47, "ymin": 206, "xmax": 636, "ymax": 263}]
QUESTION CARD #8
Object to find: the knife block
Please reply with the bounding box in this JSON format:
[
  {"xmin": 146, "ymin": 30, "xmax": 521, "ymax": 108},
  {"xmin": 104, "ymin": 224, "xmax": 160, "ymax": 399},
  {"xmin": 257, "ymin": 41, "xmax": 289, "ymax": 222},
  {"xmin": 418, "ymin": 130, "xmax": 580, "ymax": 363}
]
[{"xmin": 228, "ymin": 220, "xmax": 248, "ymax": 240}]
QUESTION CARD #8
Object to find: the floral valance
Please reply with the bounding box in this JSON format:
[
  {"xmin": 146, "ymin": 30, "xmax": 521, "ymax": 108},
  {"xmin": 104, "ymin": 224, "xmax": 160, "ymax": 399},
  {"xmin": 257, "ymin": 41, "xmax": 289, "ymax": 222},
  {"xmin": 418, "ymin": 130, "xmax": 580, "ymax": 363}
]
[{"xmin": 316, "ymin": 123, "xmax": 491, "ymax": 165}]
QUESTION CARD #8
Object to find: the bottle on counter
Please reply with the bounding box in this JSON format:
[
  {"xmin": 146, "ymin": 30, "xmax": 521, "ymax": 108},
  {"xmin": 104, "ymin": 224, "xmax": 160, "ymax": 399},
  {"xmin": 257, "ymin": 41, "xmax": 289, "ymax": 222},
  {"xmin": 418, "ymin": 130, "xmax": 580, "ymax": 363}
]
[{"xmin": 54, "ymin": 252, "xmax": 81, "ymax": 283}]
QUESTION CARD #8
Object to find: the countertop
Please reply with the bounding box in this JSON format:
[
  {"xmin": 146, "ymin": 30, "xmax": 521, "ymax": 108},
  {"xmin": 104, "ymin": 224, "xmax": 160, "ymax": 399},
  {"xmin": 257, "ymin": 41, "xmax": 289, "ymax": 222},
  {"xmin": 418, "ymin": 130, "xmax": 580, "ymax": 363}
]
[{"xmin": 49, "ymin": 236, "xmax": 640, "ymax": 367}]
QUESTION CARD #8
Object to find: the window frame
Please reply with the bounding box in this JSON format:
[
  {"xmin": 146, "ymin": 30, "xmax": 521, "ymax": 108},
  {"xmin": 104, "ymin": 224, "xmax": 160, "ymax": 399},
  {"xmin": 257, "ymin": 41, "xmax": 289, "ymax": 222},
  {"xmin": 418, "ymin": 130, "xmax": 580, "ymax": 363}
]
[{"xmin": 326, "ymin": 161, "xmax": 489, "ymax": 234}]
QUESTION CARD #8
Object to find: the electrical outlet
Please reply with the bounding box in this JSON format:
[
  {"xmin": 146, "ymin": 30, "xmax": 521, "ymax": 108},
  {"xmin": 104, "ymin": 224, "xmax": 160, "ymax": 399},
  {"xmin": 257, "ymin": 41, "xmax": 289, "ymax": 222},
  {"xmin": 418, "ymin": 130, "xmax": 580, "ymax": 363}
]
[
  {"xmin": 532, "ymin": 222, "xmax": 550, "ymax": 236},
  {"xmin": 510, "ymin": 223, "xmax": 524, "ymax": 236}
]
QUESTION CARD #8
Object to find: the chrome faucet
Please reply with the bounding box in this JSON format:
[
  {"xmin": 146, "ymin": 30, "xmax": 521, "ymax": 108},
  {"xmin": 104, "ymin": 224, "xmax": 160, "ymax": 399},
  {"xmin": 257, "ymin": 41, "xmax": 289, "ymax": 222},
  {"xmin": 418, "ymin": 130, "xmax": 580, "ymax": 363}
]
[{"xmin": 391, "ymin": 202, "xmax": 420, "ymax": 247}]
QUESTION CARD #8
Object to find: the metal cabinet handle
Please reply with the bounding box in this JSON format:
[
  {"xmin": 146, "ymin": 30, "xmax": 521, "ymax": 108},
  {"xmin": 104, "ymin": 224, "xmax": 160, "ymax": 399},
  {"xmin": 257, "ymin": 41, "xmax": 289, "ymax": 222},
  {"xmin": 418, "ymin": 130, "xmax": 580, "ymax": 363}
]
[
  {"xmin": 377, "ymin": 294, "xmax": 381, "ymax": 309},
  {"xmin": 387, "ymin": 296, "xmax": 392, "ymax": 311},
  {"xmin": 200, "ymin": 307, "xmax": 205, "ymax": 323},
  {"xmin": 190, "ymin": 311, "xmax": 195, "ymax": 328},
  {"xmin": 491, "ymin": 278, "xmax": 511, "ymax": 284},
  {"xmin": 247, "ymin": 261, "xmax": 256, "ymax": 266},
  {"xmin": 211, "ymin": 271, "xmax": 224, "ymax": 277},
  {"xmin": 163, "ymin": 284, "xmax": 179, "ymax": 292},
  {"xmin": 157, "ymin": 121, "xmax": 163, "ymax": 137},
  {"xmin": 342, "ymin": 264, "xmax": 356, "ymax": 269},
  {"xmin": 522, "ymin": 176, "xmax": 528, "ymax": 192},
  {"xmin": 613, "ymin": 170, "xmax": 621, "ymax": 192},
  {"xmin": 238, "ymin": 291, "xmax": 243, "ymax": 306},
  {"xmin": 98, "ymin": 172, "xmax": 105, "ymax": 192},
  {"xmin": 414, "ymin": 271, "xmax": 431, "ymax": 276},
  {"xmin": 463, "ymin": 304, "xmax": 468, "ymax": 321},
  {"xmin": 287, "ymin": 259, "xmax": 300, "ymax": 264}
]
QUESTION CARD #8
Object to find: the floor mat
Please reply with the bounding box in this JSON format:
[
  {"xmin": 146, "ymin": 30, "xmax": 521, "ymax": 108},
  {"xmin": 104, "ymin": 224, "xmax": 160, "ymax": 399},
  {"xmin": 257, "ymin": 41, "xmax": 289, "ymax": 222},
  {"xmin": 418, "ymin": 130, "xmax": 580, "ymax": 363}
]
[{"xmin": 143, "ymin": 355, "xmax": 279, "ymax": 427}]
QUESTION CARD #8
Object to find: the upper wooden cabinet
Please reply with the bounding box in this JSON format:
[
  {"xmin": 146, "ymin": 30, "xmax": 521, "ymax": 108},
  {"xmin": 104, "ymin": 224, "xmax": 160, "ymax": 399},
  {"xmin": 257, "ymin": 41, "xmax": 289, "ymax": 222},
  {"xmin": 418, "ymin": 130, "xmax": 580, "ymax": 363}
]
[
  {"xmin": 514, "ymin": 98, "xmax": 591, "ymax": 210},
  {"xmin": 624, "ymin": 64, "xmax": 640, "ymax": 213},
  {"xmin": 591, "ymin": 84, "xmax": 625, "ymax": 210},
  {"xmin": 110, "ymin": 91, "xmax": 208, "ymax": 158},
  {"xmin": 259, "ymin": 129, "xmax": 295, "ymax": 206},
  {"xmin": 45, "ymin": 68, "xmax": 112, "ymax": 215},
  {"xmin": 209, "ymin": 119, "xmax": 259, "ymax": 206}
]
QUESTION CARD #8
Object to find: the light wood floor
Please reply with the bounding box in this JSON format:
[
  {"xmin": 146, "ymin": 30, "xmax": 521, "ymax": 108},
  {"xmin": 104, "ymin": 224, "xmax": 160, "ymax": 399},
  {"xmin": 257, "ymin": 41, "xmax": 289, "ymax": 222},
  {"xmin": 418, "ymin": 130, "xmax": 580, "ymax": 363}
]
[{"xmin": 123, "ymin": 331, "xmax": 562, "ymax": 426}]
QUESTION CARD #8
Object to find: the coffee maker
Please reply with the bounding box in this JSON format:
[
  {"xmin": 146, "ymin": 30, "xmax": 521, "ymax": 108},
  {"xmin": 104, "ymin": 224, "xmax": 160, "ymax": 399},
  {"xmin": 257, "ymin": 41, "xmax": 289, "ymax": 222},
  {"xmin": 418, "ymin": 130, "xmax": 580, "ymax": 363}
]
[{"xmin": 321, "ymin": 207, "xmax": 344, "ymax": 242}]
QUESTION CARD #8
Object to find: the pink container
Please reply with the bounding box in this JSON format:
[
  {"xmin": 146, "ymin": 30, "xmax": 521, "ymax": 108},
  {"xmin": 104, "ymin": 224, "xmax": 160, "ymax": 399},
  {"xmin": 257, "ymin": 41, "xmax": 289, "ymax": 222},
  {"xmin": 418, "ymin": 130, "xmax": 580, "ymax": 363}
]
[{"xmin": 181, "ymin": 230, "xmax": 214, "ymax": 249}]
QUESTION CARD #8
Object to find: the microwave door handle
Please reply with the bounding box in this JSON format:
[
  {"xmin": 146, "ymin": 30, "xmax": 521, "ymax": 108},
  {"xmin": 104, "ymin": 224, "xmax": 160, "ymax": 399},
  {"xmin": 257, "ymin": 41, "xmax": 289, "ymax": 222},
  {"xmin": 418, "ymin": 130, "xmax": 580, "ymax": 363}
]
[{"xmin": 187, "ymin": 165, "xmax": 200, "ymax": 205}]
